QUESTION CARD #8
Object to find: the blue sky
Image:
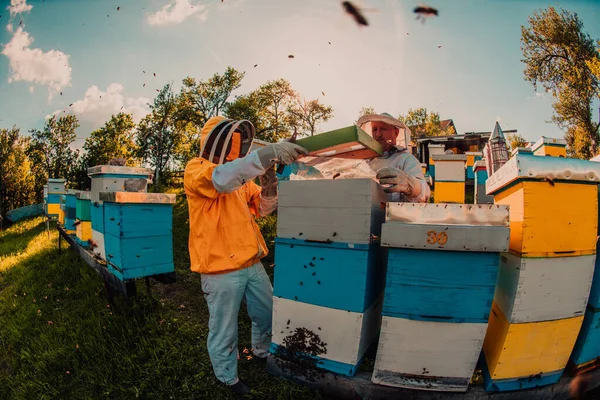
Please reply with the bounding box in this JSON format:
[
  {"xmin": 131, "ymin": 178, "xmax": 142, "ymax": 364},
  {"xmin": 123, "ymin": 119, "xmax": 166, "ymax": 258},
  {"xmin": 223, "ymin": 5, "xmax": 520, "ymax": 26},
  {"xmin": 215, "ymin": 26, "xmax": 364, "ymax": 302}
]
[{"xmin": 0, "ymin": 0, "xmax": 599, "ymax": 149}]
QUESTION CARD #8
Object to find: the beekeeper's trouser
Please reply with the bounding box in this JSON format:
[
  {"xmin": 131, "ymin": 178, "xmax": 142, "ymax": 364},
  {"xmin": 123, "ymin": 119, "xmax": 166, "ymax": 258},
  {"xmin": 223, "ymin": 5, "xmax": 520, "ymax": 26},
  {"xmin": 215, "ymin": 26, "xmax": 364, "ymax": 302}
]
[{"xmin": 201, "ymin": 262, "xmax": 273, "ymax": 385}]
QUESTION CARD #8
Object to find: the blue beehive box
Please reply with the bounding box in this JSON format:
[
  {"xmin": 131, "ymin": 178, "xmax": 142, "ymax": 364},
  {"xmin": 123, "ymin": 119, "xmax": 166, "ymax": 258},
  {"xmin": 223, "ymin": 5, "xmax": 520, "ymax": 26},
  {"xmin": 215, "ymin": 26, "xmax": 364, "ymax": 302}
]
[
  {"xmin": 372, "ymin": 203, "xmax": 510, "ymax": 392},
  {"xmin": 271, "ymin": 178, "xmax": 388, "ymax": 377},
  {"xmin": 62, "ymin": 190, "xmax": 78, "ymax": 234},
  {"xmin": 100, "ymin": 191, "xmax": 176, "ymax": 281},
  {"xmin": 88, "ymin": 165, "xmax": 153, "ymax": 261}
]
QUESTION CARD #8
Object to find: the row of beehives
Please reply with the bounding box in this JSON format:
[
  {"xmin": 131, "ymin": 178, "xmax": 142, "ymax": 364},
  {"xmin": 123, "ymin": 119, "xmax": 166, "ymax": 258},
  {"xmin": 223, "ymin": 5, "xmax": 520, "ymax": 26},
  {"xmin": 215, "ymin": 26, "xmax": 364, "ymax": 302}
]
[
  {"xmin": 424, "ymin": 136, "xmax": 568, "ymax": 205},
  {"xmin": 269, "ymin": 151, "xmax": 600, "ymax": 393},
  {"xmin": 43, "ymin": 166, "xmax": 176, "ymax": 282}
]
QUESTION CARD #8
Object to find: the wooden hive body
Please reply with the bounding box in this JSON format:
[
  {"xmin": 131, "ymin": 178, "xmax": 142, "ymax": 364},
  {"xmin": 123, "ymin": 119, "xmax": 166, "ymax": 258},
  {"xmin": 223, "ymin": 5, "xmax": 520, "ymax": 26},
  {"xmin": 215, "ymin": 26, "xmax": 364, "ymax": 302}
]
[
  {"xmin": 272, "ymin": 178, "xmax": 387, "ymax": 376},
  {"xmin": 570, "ymin": 308, "xmax": 600, "ymax": 371},
  {"xmin": 88, "ymin": 166, "xmax": 153, "ymax": 260},
  {"xmin": 531, "ymin": 136, "xmax": 567, "ymax": 157},
  {"xmin": 482, "ymin": 302, "xmax": 582, "ymax": 391},
  {"xmin": 373, "ymin": 203, "xmax": 509, "ymax": 392},
  {"xmin": 101, "ymin": 192, "xmax": 175, "ymax": 280},
  {"xmin": 432, "ymin": 154, "xmax": 467, "ymax": 204},
  {"xmin": 465, "ymin": 152, "xmax": 483, "ymax": 180},
  {"xmin": 474, "ymin": 161, "xmax": 494, "ymax": 204},
  {"xmin": 494, "ymin": 253, "xmax": 595, "ymax": 323},
  {"xmin": 487, "ymin": 154, "xmax": 600, "ymax": 257},
  {"xmin": 47, "ymin": 178, "xmax": 65, "ymax": 194}
]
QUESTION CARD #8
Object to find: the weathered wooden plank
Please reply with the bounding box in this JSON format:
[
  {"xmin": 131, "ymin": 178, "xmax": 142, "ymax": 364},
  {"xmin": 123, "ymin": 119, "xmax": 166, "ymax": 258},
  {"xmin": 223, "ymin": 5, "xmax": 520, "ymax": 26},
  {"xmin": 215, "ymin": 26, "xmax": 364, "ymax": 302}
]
[
  {"xmin": 385, "ymin": 203, "xmax": 509, "ymax": 226},
  {"xmin": 273, "ymin": 239, "xmax": 385, "ymax": 313},
  {"xmin": 381, "ymin": 223, "xmax": 509, "ymax": 252},
  {"xmin": 372, "ymin": 316, "xmax": 487, "ymax": 392},
  {"xmin": 277, "ymin": 206, "xmax": 383, "ymax": 244},
  {"xmin": 494, "ymin": 253, "xmax": 595, "ymax": 323},
  {"xmin": 270, "ymin": 295, "xmax": 382, "ymax": 375},
  {"xmin": 483, "ymin": 302, "xmax": 583, "ymax": 381}
]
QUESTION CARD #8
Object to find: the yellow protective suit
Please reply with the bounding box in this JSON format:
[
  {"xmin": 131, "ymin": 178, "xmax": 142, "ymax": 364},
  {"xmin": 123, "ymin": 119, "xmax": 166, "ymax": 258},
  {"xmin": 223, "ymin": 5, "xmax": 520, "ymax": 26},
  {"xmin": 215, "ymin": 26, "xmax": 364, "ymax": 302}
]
[{"xmin": 184, "ymin": 116, "xmax": 269, "ymax": 275}]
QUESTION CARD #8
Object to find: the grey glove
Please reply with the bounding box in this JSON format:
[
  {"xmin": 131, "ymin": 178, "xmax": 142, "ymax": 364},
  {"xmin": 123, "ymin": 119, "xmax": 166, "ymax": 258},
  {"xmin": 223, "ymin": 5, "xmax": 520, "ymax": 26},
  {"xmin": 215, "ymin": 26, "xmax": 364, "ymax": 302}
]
[
  {"xmin": 376, "ymin": 167, "xmax": 422, "ymax": 197},
  {"xmin": 259, "ymin": 167, "xmax": 278, "ymax": 197},
  {"xmin": 256, "ymin": 142, "xmax": 309, "ymax": 169}
]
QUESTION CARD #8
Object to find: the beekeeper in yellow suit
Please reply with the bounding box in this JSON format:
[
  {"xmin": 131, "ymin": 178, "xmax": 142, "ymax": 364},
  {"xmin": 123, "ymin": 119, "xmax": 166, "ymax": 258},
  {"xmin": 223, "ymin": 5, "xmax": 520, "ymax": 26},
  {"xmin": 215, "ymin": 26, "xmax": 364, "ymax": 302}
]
[{"xmin": 184, "ymin": 116, "xmax": 308, "ymax": 395}]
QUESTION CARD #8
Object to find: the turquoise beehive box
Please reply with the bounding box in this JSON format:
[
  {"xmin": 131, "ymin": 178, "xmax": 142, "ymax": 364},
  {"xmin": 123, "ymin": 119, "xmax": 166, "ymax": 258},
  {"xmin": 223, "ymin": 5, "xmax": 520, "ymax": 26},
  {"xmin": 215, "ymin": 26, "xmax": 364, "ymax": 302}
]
[
  {"xmin": 88, "ymin": 165, "xmax": 153, "ymax": 261},
  {"xmin": 62, "ymin": 189, "xmax": 79, "ymax": 234},
  {"xmin": 100, "ymin": 191, "xmax": 176, "ymax": 281}
]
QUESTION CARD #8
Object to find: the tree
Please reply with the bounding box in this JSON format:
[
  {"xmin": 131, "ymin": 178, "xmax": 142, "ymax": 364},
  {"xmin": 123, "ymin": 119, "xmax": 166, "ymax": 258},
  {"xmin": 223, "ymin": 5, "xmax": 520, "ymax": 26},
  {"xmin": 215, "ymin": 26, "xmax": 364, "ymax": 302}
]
[
  {"xmin": 521, "ymin": 7, "xmax": 600, "ymax": 155},
  {"xmin": 506, "ymin": 133, "xmax": 529, "ymax": 151},
  {"xmin": 0, "ymin": 127, "xmax": 36, "ymax": 218},
  {"xmin": 178, "ymin": 67, "xmax": 245, "ymax": 128},
  {"xmin": 136, "ymin": 84, "xmax": 182, "ymax": 185},
  {"xmin": 287, "ymin": 97, "xmax": 334, "ymax": 136},
  {"xmin": 398, "ymin": 108, "xmax": 453, "ymax": 137},
  {"xmin": 83, "ymin": 113, "xmax": 138, "ymax": 168},
  {"xmin": 227, "ymin": 79, "xmax": 298, "ymax": 142},
  {"xmin": 565, "ymin": 124, "xmax": 593, "ymax": 159},
  {"xmin": 27, "ymin": 115, "xmax": 80, "ymax": 193},
  {"xmin": 357, "ymin": 106, "xmax": 376, "ymax": 122}
]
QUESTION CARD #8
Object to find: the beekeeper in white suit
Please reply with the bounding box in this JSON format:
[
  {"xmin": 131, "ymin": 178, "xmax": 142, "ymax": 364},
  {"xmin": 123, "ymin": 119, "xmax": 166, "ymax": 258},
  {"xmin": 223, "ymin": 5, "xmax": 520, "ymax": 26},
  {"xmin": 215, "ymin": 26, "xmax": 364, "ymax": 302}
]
[{"xmin": 357, "ymin": 112, "xmax": 430, "ymax": 203}]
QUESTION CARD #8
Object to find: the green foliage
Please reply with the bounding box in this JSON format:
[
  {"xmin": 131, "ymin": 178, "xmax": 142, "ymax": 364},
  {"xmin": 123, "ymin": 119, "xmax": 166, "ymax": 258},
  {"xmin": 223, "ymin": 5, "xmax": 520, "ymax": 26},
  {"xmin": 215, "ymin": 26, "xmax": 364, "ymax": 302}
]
[
  {"xmin": 136, "ymin": 84, "xmax": 183, "ymax": 185},
  {"xmin": 27, "ymin": 115, "xmax": 81, "ymax": 197},
  {"xmin": 287, "ymin": 98, "xmax": 334, "ymax": 137},
  {"xmin": 398, "ymin": 108, "xmax": 453, "ymax": 137},
  {"xmin": 0, "ymin": 128, "xmax": 36, "ymax": 218},
  {"xmin": 521, "ymin": 6, "xmax": 600, "ymax": 157},
  {"xmin": 356, "ymin": 106, "xmax": 376, "ymax": 122},
  {"xmin": 83, "ymin": 113, "xmax": 139, "ymax": 168},
  {"xmin": 506, "ymin": 133, "xmax": 529, "ymax": 151},
  {"xmin": 0, "ymin": 200, "xmax": 320, "ymax": 400}
]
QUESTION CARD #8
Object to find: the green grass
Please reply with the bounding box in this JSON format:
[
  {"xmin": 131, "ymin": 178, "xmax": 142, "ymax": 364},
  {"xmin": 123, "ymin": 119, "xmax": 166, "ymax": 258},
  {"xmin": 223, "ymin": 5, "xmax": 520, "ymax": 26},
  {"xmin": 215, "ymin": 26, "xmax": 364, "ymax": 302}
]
[{"xmin": 0, "ymin": 190, "xmax": 324, "ymax": 400}]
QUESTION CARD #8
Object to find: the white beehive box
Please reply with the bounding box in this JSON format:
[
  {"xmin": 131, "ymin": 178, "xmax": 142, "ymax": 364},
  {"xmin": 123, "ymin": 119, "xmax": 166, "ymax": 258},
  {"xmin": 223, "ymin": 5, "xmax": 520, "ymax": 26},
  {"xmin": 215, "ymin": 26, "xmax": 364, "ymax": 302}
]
[
  {"xmin": 47, "ymin": 178, "xmax": 66, "ymax": 194},
  {"xmin": 494, "ymin": 253, "xmax": 595, "ymax": 323},
  {"xmin": 431, "ymin": 154, "xmax": 467, "ymax": 182},
  {"xmin": 277, "ymin": 178, "xmax": 386, "ymax": 244}
]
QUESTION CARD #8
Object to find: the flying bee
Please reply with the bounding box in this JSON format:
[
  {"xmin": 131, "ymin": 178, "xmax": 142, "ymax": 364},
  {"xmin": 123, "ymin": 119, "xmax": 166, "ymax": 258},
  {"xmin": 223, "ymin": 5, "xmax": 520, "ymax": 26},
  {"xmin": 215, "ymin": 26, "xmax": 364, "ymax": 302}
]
[
  {"xmin": 414, "ymin": 4, "xmax": 439, "ymax": 24},
  {"xmin": 341, "ymin": 1, "xmax": 368, "ymax": 26}
]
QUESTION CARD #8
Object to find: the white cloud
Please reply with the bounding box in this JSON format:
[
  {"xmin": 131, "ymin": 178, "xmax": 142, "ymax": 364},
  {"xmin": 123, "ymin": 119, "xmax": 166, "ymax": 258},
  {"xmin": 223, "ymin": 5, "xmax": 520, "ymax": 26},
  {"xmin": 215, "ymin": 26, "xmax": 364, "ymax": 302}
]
[
  {"xmin": 48, "ymin": 83, "xmax": 151, "ymax": 128},
  {"xmin": 147, "ymin": 0, "xmax": 209, "ymax": 26},
  {"xmin": 527, "ymin": 92, "xmax": 544, "ymax": 100},
  {"xmin": 1, "ymin": 27, "xmax": 72, "ymax": 100},
  {"xmin": 8, "ymin": 0, "xmax": 32, "ymax": 16}
]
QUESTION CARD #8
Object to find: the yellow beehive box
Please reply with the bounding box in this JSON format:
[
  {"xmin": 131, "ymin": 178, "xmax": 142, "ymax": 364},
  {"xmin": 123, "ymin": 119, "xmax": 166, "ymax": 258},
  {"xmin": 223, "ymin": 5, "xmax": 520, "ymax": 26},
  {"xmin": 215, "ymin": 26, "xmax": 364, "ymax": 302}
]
[
  {"xmin": 434, "ymin": 182, "xmax": 465, "ymax": 204},
  {"xmin": 483, "ymin": 302, "xmax": 583, "ymax": 380},
  {"xmin": 486, "ymin": 154, "xmax": 600, "ymax": 257},
  {"xmin": 47, "ymin": 203, "xmax": 60, "ymax": 218},
  {"xmin": 76, "ymin": 220, "xmax": 92, "ymax": 242},
  {"xmin": 531, "ymin": 136, "xmax": 567, "ymax": 157},
  {"xmin": 57, "ymin": 208, "xmax": 65, "ymax": 225}
]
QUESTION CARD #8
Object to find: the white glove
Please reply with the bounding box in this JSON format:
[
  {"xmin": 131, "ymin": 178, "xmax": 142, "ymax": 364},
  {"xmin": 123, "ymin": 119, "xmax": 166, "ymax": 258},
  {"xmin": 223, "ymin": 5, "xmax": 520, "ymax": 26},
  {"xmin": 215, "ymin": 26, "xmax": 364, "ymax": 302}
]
[
  {"xmin": 256, "ymin": 142, "xmax": 309, "ymax": 169},
  {"xmin": 376, "ymin": 167, "xmax": 422, "ymax": 197}
]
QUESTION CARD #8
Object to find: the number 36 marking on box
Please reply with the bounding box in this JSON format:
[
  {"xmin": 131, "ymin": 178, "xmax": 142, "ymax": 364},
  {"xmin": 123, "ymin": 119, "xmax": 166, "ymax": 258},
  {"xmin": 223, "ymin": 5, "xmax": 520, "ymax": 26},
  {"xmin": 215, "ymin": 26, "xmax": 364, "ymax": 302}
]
[{"xmin": 427, "ymin": 230, "xmax": 448, "ymax": 245}]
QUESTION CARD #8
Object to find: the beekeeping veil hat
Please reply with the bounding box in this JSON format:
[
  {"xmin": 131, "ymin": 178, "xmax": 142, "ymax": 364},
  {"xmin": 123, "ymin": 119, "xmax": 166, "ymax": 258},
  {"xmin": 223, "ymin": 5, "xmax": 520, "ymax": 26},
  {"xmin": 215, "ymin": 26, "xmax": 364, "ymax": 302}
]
[
  {"xmin": 357, "ymin": 112, "xmax": 412, "ymax": 151},
  {"xmin": 199, "ymin": 116, "xmax": 255, "ymax": 164}
]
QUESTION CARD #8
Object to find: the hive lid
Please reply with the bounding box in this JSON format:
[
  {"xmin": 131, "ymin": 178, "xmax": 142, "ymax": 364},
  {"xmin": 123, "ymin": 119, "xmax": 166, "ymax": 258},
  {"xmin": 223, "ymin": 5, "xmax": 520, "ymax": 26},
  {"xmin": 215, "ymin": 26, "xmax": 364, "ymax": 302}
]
[
  {"xmin": 531, "ymin": 136, "xmax": 567, "ymax": 152},
  {"xmin": 428, "ymin": 144, "xmax": 445, "ymax": 148},
  {"xmin": 66, "ymin": 189, "xmax": 82, "ymax": 195},
  {"xmin": 431, "ymin": 154, "xmax": 467, "ymax": 162},
  {"xmin": 465, "ymin": 151, "xmax": 483, "ymax": 156},
  {"xmin": 511, "ymin": 147, "xmax": 533, "ymax": 157},
  {"xmin": 486, "ymin": 154, "xmax": 600, "ymax": 195},
  {"xmin": 48, "ymin": 178, "xmax": 65, "ymax": 183},
  {"xmin": 76, "ymin": 191, "xmax": 91, "ymax": 200},
  {"xmin": 473, "ymin": 160, "xmax": 487, "ymax": 170},
  {"xmin": 99, "ymin": 191, "xmax": 176, "ymax": 204},
  {"xmin": 87, "ymin": 165, "xmax": 154, "ymax": 178},
  {"xmin": 386, "ymin": 202, "xmax": 509, "ymax": 226}
]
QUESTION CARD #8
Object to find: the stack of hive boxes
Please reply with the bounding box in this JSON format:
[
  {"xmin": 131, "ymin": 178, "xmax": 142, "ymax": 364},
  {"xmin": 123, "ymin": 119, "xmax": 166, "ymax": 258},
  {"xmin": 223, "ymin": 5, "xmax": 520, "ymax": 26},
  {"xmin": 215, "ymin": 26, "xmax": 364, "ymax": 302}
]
[
  {"xmin": 531, "ymin": 136, "xmax": 567, "ymax": 157},
  {"xmin": 88, "ymin": 166, "xmax": 153, "ymax": 260},
  {"xmin": 75, "ymin": 191, "xmax": 92, "ymax": 248},
  {"xmin": 474, "ymin": 160, "xmax": 493, "ymax": 204},
  {"xmin": 101, "ymin": 192, "xmax": 176, "ymax": 281},
  {"xmin": 59, "ymin": 190, "xmax": 79, "ymax": 234},
  {"xmin": 465, "ymin": 152, "xmax": 483, "ymax": 180},
  {"xmin": 45, "ymin": 179, "xmax": 65, "ymax": 219},
  {"xmin": 372, "ymin": 203, "xmax": 509, "ymax": 392},
  {"xmin": 270, "ymin": 178, "xmax": 387, "ymax": 376},
  {"xmin": 570, "ymin": 163, "xmax": 600, "ymax": 374},
  {"xmin": 427, "ymin": 144, "xmax": 445, "ymax": 179},
  {"xmin": 482, "ymin": 151, "xmax": 600, "ymax": 391},
  {"xmin": 432, "ymin": 154, "xmax": 467, "ymax": 204}
]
